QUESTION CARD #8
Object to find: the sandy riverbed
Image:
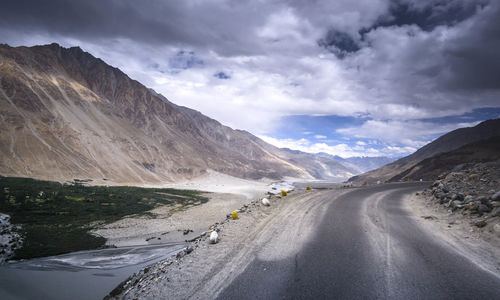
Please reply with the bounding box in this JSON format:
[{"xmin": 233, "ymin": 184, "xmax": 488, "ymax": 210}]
[{"xmin": 93, "ymin": 171, "xmax": 271, "ymax": 247}]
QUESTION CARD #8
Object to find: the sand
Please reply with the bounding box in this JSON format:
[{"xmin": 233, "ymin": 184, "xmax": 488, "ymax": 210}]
[
  {"xmin": 146, "ymin": 170, "xmax": 271, "ymax": 200},
  {"xmin": 93, "ymin": 171, "xmax": 271, "ymax": 247}
]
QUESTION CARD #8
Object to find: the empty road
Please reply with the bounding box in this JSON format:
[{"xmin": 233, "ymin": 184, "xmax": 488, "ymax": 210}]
[{"xmin": 217, "ymin": 183, "xmax": 500, "ymax": 299}]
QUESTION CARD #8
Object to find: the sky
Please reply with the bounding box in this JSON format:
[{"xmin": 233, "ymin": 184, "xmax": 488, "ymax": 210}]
[{"xmin": 1, "ymin": 0, "xmax": 499, "ymax": 158}]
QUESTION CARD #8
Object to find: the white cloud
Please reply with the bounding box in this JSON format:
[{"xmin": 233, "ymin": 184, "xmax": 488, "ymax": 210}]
[
  {"xmin": 336, "ymin": 120, "xmax": 480, "ymax": 147},
  {"xmin": 314, "ymin": 135, "xmax": 327, "ymax": 139},
  {"xmin": 258, "ymin": 135, "xmax": 387, "ymax": 158}
]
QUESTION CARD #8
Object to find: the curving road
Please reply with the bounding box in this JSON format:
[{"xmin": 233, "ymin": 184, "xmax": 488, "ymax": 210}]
[{"xmin": 217, "ymin": 183, "xmax": 500, "ymax": 299}]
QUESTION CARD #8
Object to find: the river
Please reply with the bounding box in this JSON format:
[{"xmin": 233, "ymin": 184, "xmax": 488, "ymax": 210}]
[{"xmin": 0, "ymin": 242, "xmax": 185, "ymax": 299}]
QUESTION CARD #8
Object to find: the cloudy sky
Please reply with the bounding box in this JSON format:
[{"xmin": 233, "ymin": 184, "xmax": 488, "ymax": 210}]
[{"xmin": 1, "ymin": 0, "xmax": 499, "ymax": 158}]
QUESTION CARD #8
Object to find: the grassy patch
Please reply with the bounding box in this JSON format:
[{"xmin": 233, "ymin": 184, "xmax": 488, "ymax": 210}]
[{"xmin": 0, "ymin": 176, "xmax": 208, "ymax": 260}]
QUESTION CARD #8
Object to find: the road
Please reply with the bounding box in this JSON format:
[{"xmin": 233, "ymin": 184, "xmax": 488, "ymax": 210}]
[{"xmin": 217, "ymin": 183, "xmax": 500, "ymax": 299}]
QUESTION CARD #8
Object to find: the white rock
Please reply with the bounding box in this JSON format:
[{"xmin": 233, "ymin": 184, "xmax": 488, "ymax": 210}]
[
  {"xmin": 209, "ymin": 231, "xmax": 219, "ymax": 244},
  {"xmin": 261, "ymin": 198, "xmax": 270, "ymax": 206}
]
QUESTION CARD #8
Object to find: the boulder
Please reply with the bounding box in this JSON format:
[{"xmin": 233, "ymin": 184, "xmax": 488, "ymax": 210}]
[
  {"xmin": 478, "ymin": 205, "xmax": 491, "ymax": 213},
  {"xmin": 474, "ymin": 220, "xmax": 487, "ymax": 228},
  {"xmin": 439, "ymin": 197, "xmax": 449, "ymax": 205},
  {"xmin": 464, "ymin": 195, "xmax": 475, "ymax": 203},
  {"xmin": 477, "ymin": 196, "xmax": 489, "ymax": 205},
  {"xmin": 451, "ymin": 201, "xmax": 464, "ymax": 210},
  {"xmin": 492, "ymin": 191, "xmax": 500, "ymax": 201},
  {"xmin": 467, "ymin": 201, "xmax": 480, "ymax": 211},
  {"xmin": 261, "ymin": 198, "xmax": 270, "ymax": 206}
]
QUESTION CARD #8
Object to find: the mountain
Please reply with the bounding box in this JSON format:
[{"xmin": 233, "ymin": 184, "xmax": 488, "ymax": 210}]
[
  {"xmin": 239, "ymin": 138, "xmax": 358, "ymax": 181},
  {"xmin": 316, "ymin": 153, "xmax": 396, "ymax": 173},
  {"xmin": 348, "ymin": 119, "xmax": 500, "ymax": 183},
  {"xmin": 0, "ymin": 43, "xmax": 352, "ymax": 184},
  {"xmin": 390, "ymin": 136, "xmax": 500, "ymax": 182}
]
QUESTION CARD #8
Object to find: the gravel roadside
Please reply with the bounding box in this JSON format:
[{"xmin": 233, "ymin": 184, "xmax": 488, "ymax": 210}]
[{"xmin": 405, "ymin": 161, "xmax": 500, "ymax": 277}]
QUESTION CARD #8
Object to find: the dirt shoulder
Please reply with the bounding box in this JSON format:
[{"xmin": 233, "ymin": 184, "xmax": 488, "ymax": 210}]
[
  {"xmin": 406, "ymin": 193, "xmax": 500, "ymax": 277},
  {"xmin": 404, "ymin": 161, "xmax": 500, "ymax": 277},
  {"xmin": 106, "ymin": 188, "xmax": 346, "ymax": 299}
]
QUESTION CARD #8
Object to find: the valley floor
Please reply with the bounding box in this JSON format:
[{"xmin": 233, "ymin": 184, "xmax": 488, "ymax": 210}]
[{"xmin": 93, "ymin": 171, "xmax": 271, "ymax": 247}]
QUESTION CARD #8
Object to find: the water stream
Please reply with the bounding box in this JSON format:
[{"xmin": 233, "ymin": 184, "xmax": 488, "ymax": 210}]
[{"xmin": 0, "ymin": 242, "xmax": 185, "ymax": 300}]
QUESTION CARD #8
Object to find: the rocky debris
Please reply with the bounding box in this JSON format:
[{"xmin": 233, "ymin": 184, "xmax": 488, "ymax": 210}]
[
  {"xmin": 0, "ymin": 213, "xmax": 23, "ymax": 263},
  {"xmin": 261, "ymin": 198, "xmax": 270, "ymax": 206},
  {"xmin": 420, "ymin": 160, "xmax": 500, "ymax": 235}
]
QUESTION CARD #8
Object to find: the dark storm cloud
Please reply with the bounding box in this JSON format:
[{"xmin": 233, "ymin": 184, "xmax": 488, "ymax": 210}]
[
  {"xmin": 372, "ymin": 0, "xmax": 485, "ymax": 31},
  {"xmin": 440, "ymin": 2, "xmax": 500, "ymax": 90},
  {"xmin": 352, "ymin": 0, "xmax": 500, "ymax": 94},
  {"xmin": 318, "ymin": 30, "xmax": 360, "ymax": 59},
  {"xmin": 0, "ymin": 0, "xmax": 272, "ymax": 55}
]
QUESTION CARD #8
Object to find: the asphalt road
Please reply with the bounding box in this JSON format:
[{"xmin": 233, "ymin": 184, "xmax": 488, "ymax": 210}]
[{"xmin": 217, "ymin": 183, "xmax": 500, "ymax": 300}]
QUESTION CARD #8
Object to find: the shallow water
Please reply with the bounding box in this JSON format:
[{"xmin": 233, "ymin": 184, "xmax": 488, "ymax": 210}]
[{"xmin": 0, "ymin": 242, "xmax": 185, "ymax": 300}]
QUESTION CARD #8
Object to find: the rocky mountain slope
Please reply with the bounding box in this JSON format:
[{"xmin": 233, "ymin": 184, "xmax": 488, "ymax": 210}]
[
  {"xmin": 391, "ymin": 136, "xmax": 500, "ymax": 182},
  {"xmin": 0, "ymin": 43, "xmax": 355, "ymax": 184},
  {"xmin": 349, "ymin": 119, "xmax": 500, "ymax": 183}
]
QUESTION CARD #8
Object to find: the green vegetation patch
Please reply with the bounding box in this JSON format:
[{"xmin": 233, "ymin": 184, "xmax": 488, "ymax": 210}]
[{"xmin": 0, "ymin": 177, "xmax": 208, "ymax": 260}]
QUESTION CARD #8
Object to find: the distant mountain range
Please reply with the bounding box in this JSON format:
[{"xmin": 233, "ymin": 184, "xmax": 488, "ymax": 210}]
[
  {"xmin": 0, "ymin": 43, "xmax": 384, "ymax": 184},
  {"xmin": 349, "ymin": 119, "xmax": 500, "ymax": 183},
  {"xmin": 315, "ymin": 153, "xmax": 396, "ymax": 173}
]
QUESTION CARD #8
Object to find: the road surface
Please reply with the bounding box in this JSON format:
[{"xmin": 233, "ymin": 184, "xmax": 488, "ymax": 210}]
[{"xmin": 217, "ymin": 183, "xmax": 500, "ymax": 299}]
